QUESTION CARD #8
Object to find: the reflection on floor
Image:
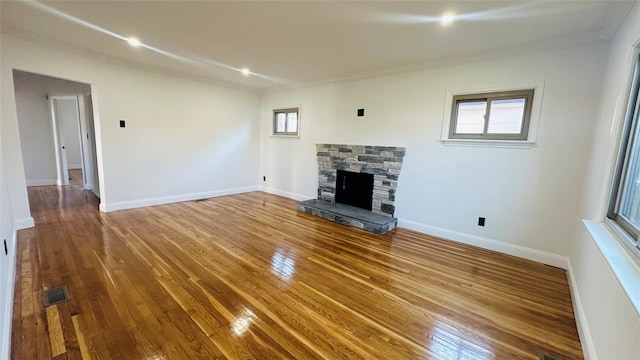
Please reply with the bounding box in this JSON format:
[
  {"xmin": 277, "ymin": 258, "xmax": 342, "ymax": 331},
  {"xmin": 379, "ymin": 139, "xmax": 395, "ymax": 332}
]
[{"xmin": 12, "ymin": 189, "xmax": 584, "ymax": 359}]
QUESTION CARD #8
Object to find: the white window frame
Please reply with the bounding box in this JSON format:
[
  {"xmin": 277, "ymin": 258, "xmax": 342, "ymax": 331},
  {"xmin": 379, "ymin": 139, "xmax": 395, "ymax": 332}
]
[
  {"xmin": 441, "ymin": 83, "xmax": 545, "ymax": 148},
  {"xmin": 586, "ymin": 46, "xmax": 640, "ymax": 316},
  {"xmin": 272, "ymin": 107, "xmax": 300, "ymax": 137},
  {"xmin": 607, "ymin": 51, "xmax": 640, "ymax": 260}
]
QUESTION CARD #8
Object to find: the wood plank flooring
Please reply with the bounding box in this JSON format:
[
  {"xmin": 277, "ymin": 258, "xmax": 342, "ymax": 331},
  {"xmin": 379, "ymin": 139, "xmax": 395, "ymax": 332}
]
[{"xmin": 12, "ymin": 183, "xmax": 583, "ymax": 359}]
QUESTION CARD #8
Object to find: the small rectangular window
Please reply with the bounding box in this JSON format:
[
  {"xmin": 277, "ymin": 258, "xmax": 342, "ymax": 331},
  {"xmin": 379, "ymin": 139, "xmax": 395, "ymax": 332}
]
[
  {"xmin": 273, "ymin": 108, "xmax": 299, "ymax": 136},
  {"xmin": 450, "ymin": 89, "xmax": 534, "ymax": 140}
]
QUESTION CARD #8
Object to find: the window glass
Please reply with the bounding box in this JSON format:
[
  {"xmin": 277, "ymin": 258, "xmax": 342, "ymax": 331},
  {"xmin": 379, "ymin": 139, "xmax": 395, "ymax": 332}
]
[
  {"xmin": 276, "ymin": 113, "xmax": 286, "ymax": 133},
  {"xmin": 618, "ymin": 98, "xmax": 640, "ymax": 230},
  {"xmin": 455, "ymin": 101, "xmax": 486, "ymax": 134},
  {"xmin": 487, "ymin": 98, "xmax": 525, "ymax": 134},
  {"xmin": 449, "ymin": 89, "xmax": 533, "ymax": 140},
  {"xmin": 286, "ymin": 112, "xmax": 298, "ymax": 133}
]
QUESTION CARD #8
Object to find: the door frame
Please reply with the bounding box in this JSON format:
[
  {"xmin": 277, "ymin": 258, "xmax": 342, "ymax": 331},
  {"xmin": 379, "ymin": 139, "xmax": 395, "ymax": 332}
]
[{"xmin": 50, "ymin": 95, "xmax": 82, "ymax": 186}]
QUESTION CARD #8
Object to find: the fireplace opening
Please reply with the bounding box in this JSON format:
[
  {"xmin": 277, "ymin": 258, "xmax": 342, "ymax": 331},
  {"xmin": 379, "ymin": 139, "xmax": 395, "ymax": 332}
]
[{"xmin": 335, "ymin": 170, "xmax": 374, "ymax": 211}]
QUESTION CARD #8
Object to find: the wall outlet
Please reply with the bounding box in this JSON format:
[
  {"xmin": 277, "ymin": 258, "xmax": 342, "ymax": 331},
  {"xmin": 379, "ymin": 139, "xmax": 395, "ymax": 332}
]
[
  {"xmin": 263, "ymin": 176, "xmax": 266, "ymax": 181},
  {"xmin": 478, "ymin": 217, "xmax": 486, "ymax": 227}
]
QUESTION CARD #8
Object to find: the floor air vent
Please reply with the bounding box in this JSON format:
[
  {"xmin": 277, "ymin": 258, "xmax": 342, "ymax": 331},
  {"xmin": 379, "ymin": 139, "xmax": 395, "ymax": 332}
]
[
  {"xmin": 539, "ymin": 351, "xmax": 564, "ymax": 360},
  {"xmin": 43, "ymin": 286, "xmax": 70, "ymax": 307}
]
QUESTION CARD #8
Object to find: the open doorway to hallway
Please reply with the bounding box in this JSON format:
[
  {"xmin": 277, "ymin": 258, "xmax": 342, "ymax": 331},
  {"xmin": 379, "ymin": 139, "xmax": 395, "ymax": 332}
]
[{"xmin": 12, "ymin": 70, "xmax": 101, "ymax": 201}]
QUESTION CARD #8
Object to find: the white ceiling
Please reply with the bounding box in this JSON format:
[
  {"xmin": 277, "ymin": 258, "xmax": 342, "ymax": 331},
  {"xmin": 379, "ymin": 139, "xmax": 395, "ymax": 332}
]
[{"xmin": 1, "ymin": 1, "xmax": 635, "ymax": 90}]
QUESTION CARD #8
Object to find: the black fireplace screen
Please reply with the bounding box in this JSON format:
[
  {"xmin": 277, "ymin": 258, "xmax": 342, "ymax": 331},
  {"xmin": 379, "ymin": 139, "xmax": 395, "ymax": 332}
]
[{"xmin": 335, "ymin": 170, "xmax": 374, "ymax": 211}]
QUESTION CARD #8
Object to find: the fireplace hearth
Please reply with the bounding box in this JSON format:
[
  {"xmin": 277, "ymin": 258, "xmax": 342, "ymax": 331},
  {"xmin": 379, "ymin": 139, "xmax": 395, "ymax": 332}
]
[{"xmin": 297, "ymin": 144, "xmax": 406, "ymax": 234}]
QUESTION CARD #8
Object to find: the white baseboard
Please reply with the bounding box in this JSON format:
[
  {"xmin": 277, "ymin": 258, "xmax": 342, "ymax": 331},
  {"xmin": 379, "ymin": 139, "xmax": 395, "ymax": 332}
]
[
  {"xmin": 565, "ymin": 258, "xmax": 596, "ymax": 360},
  {"xmin": 1, "ymin": 227, "xmax": 17, "ymax": 360},
  {"xmin": 26, "ymin": 179, "xmax": 57, "ymax": 187},
  {"xmin": 67, "ymin": 164, "xmax": 82, "ymax": 170},
  {"xmin": 259, "ymin": 186, "xmax": 311, "ymax": 201},
  {"xmin": 14, "ymin": 217, "xmax": 34, "ymax": 230},
  {"xmin": 102, "ymin": 185, "xmax": 260, "ymax": 212},
  {"xmin": 397, "ymin": 218, "xmax": 568, "ymax": 269}
]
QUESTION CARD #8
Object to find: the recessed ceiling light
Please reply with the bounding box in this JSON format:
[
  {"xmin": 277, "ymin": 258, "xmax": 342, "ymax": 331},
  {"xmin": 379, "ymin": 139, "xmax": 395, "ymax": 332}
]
[
  {"xmin": 241, "ymin": 68, "xmax": 251, "ymax": 76},
  {"xmin": 440, "ymin": 13, "xmax": 456, "ymax": 26},
  {"xmin": 127, "ymin": 37, "xmax": 141, "ymax": 47}
]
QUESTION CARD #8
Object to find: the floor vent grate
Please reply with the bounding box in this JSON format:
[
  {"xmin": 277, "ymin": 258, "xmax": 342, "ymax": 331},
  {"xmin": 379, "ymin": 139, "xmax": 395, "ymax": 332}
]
[
  {"xmin": 43, "ymin": 286, "xmax": 70, "ymax": 307},
  {"xmin": 539, "ymin": 351, "xmax": 563, "ymax": 360}
]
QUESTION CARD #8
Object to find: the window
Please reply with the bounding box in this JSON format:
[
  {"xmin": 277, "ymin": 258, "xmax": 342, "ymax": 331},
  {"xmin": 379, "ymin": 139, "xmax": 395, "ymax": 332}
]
[
  {"xmin": 450, "ymin": 89, "xmax": 534, "ymax": 140},
  {"xmin": 608, "ymin": 53, "xmax": 640, "ymax": 257},
  {"xmin": 273, "ymin": 108, "xmax": 299, "ymax": 136}
]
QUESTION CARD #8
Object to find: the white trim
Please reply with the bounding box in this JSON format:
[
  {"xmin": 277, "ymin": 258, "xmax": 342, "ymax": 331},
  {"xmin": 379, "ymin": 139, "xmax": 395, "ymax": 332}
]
[
  {"xmin": 102, "ymin": 186, "xmax": 260, "ymax": 212},
  {"xmin": 14, "ymin": 217, "xmax": 34, "ymax": 230},
  {"xmin": 583, "ymin": 220, "xmax": 640, "ymax": 315},
  {"xmin": 565, "ymin": 257, "xmax": 596, "ymax": 360},
  {"xmin": 259, "ymin": 186, "xmax": 310, "ymax": 201},
  {"xmin": 440, "ymin": 82, "xmax": 545, "ymax": 148},
  {"xmin": 25, "ymin": 179, "xmax": 57, "ymax": 187},
  {"xmin": 0, "ymin": 228, "xmax": 18, "ymax": 360},
  {"xmin": 441, "ymin": 139, "xmax": 536, "ymax": 149},
  {"xmin": 269, "ymin": 134, "xmax": 301, "ymax": 139},
  {"xmin": 397, "ymin": 218, "xmax": 567, "ymax": 268},
  {"xmin": 67, "ymin": 164, "xmax": 82, "ymax": 170}
]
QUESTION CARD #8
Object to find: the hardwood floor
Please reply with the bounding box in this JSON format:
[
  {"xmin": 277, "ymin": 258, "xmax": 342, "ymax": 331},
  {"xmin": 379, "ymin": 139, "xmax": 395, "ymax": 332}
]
[
  {"xmin": 12, "ymin": 184, "xmax": 583, "ymax": 359},
  {"xmin": 68, "ymin": 169, "xmax": 82, "ymax": 187}
]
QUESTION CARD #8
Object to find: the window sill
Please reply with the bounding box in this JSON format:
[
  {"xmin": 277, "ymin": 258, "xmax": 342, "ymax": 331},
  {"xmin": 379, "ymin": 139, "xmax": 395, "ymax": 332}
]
[
  {"xmin": 270, "ymin": 134, "xmax": 300, "ymax": 139},
  {"xmin": 583, "ymin": 219, "xmax": 640, "ymax": 316},
  {"xmin": 440, "ymin": 139, "xmax": 536, "ymax": 149}
]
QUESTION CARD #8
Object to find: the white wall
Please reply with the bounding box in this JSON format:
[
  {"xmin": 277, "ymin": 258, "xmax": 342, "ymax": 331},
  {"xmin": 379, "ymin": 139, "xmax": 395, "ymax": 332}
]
[
  {"xmin": 0, "ymin": 168, "xmax": 16, "ymax": 360},
  {"xmin": 0, "ymin": 17, "xmax": 19, "ymax": 360},
  {"xmin": 56, "ymin": 98, "xmax": 82, "ymax": 169},
  {"xmin": 261, "ymin": 44, "xmax": 608, "ymax": 263},
  {"xmin": 569, "ymin": 2, "xmax": 640, "ymax": 359},
  {"xmin": 1, "ymin": 34, "xmax": 261, "ymax": 215},
  {"xmin": 13, "ymin": 72, "xmax": 58, "ymax": 185}
]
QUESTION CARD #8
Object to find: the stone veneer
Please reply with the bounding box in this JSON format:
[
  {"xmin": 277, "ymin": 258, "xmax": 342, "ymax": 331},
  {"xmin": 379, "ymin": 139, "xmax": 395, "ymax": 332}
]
[{"xmin": 315, "ymin": 144, "xmax": 406, "ymax": 216}]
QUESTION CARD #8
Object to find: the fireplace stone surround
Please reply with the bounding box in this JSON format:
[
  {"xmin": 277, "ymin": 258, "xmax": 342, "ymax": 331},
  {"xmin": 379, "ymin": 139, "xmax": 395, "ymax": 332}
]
[{"xmin": 297, "ymin": 144, "xmax": 406, "ymax": 234}]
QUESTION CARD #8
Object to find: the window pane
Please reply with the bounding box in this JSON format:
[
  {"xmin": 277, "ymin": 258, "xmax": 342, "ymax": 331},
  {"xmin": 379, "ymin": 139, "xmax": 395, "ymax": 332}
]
[
  {"xmin": 276, "ymin": 113, "xmax": 286, "ymax": 133},
  {"xmin": 487, "ymin": 98, "xmax": 525, "ymax": 134},
  {"xmin": 620, "ymin": 113, "xmax": 640, "ymax": 230},
  {"xmin": 286, "ymin": 112, "xmax": 298, "ymax": 133},
  {"xmin": 455, "ymin": 101, "xmax": 486, "ymax": 134}
]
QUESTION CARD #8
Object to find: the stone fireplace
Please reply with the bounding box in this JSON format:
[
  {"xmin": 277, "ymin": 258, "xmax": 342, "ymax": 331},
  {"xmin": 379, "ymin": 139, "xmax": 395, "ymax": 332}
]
[{"xmin": 298, "ymin": 144, "xmax": 406, "ymax": 234}]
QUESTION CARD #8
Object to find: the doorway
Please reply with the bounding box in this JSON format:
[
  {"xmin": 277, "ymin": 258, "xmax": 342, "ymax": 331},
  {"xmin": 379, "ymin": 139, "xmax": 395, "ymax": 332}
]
[
  {"xmin": 13, "ymin": 70, "xmax": 101, "ymax": 200},
  {"xmin": 51, "ymin": 96, "xmax": 82, "ymax": 187}
]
